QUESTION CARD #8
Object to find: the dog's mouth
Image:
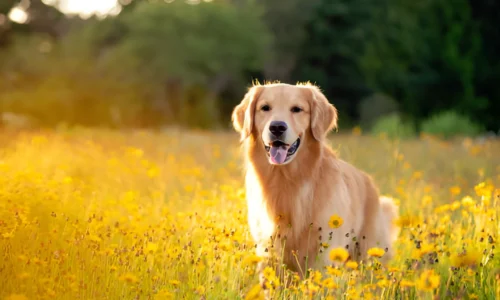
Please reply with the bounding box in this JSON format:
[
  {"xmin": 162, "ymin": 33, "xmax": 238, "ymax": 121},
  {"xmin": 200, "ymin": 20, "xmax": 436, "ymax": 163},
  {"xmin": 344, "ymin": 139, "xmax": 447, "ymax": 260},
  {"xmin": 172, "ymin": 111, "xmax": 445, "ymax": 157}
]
[{"xmin": 264, "ymin": 138, "xmax": 301, "ymax": 165}]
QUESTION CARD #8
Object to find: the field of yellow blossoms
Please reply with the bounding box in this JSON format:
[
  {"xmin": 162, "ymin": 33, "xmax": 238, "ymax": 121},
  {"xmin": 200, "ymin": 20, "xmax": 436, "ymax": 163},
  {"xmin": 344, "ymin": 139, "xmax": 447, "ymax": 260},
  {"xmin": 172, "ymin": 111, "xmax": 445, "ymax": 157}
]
[{"xmin": 0, "ymin": 127, "xmax": 499, "ymax": 300}]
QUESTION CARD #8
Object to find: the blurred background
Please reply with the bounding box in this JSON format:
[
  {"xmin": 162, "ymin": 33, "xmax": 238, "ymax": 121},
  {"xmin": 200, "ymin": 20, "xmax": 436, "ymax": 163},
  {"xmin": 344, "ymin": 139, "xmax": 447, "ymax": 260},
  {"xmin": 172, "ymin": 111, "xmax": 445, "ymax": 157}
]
[{"xmin": 0, "ymin": 0, "xmax": 498, "ymax": 138}]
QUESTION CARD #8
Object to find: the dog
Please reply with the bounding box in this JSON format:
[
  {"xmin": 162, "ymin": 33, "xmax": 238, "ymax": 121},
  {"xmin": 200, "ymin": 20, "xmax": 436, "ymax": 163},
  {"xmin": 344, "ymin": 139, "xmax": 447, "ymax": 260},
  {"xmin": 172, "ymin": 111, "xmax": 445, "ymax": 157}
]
[{"xmin": 231, "ymin": 82, "xmax": 400, "ymax": 284}]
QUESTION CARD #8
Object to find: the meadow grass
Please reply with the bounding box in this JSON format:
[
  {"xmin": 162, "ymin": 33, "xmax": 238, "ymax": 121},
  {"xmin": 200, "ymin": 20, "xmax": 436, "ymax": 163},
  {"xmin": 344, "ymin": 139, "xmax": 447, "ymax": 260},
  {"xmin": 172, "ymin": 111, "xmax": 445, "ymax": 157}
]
[{"xmin": 0, "ymin": 128, "xmax": 498, "ymax": 300}]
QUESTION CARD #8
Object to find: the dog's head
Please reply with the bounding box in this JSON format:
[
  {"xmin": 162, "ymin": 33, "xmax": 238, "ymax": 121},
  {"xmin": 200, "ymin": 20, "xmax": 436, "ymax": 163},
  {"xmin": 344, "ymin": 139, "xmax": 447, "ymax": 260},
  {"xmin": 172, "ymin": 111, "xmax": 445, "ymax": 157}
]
[{"xmin": 232, "ymin": 83, "xmax": 338, "ymax": 165}]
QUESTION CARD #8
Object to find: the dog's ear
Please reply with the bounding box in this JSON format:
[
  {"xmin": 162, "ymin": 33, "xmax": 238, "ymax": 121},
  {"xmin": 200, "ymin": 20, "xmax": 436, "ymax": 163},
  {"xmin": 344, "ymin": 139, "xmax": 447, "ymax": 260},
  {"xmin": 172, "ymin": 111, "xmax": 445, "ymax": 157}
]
[
  {"xmin": 232, "ymin": 86, "xmax": 263, "ymax": 141},
  {"xmin": 309, "ymin": 85, "xmax": 338, "ymax": 141}
]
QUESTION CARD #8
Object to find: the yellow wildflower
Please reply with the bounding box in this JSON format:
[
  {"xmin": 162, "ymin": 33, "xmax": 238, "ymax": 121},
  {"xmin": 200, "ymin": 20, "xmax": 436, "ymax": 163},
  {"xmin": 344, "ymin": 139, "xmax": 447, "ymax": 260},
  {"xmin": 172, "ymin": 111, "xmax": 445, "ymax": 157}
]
[
  {"xmin": 395, "ymin": 215, "xmax": 421, "ymax": 228},
  {"xmin": 346, "ymin": 260, "xmax": 358, "ymax": 270},
  {"xmin": 146, "ymin": 242, "xmax": 159, "ymax": 254},
  {"xmin": 328, "ymin": 215, "xmax": 344, "ymax": 229},
  {"xmin": 329, "ymin": 247, "xmax": 349, "ymax": 263},
  {"xmin": 169, "ymin": 280, "xmax": 181, "ymax": 287},
  {"xmin": 450, "ymin": 186, "xmax": 461, "ymax": 196},
  {"xmin": 461, "ymin": 196, "xmax": 475, "ymax": 207},
  {"xmin": 352, "ymin": 126, "xmax": 362, "ymax": 136},
  {"xmin": 119, "ymin": 273, "xmax": 139, "ymax": 284},
  {"xmin": 367, "ymin": 247, "xmax": 385, "ymax": 258},
  {"xmin": 416, "ymin": 270, "xmax": 440, "ymax": 291},
  {"xmin": 377, "ymin": 279, "xmax": 389, "ymax": 288},
  {"xmin": 245, "ymin": 284, "xmax": 264, "ymax": 300},
  {"xmin": 326, "ymin": 266, "xmax": 342, "ymax": 277},
  {"xmin": 243, "ymin": 254, "xmax": 262, "ymax": 266},
  {"xmin": 412, "ymin": 171, "xmax": 423, "ymax": 179},
  {"xmin": 450, "ymin": 249, "xmax": 482, "ymax": 268},
  {"xmin": 412, "ymin": 242, "xmax": 435, "ymax": 260},
  {"xmin": 322, "ymin": 278, "xmax": 338, "ymax": 289},
  {"xmin": 262, "ymin": 267, "xmax": 280, "ymax": 290}
]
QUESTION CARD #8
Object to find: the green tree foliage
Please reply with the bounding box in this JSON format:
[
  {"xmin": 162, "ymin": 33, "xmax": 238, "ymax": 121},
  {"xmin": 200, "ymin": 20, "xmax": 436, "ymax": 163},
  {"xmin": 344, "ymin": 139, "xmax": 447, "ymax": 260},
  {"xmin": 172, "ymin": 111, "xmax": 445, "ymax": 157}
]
[
  {"xmin": 254, "ymin": 0, "xmax": 319, "ymax": 81},
  {"xmin": 0, "ymin": 0, "xmax": 498, "ymax": 132},
  {"xmin": 96, "ymin": 0, "xmax": 271, "ymax": 128},
  {"xmin": 469, "ymin": 1, "xmax": 500, "ymax": 131},
  {"xmin": 296, "ymin": 0, "xmax": 497, "ymax": 132}
]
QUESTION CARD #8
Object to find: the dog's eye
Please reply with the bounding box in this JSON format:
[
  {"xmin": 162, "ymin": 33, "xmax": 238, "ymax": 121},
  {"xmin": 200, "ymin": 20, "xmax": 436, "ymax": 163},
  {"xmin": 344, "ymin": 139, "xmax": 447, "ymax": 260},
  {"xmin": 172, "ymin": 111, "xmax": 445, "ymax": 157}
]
[
  {"xmin": 291, "ymin": 106, "xmax": 303, "ymax": 113},
  {"xmin": 261, "ymin": 105, "xmax": 271, "ymax": 112}
]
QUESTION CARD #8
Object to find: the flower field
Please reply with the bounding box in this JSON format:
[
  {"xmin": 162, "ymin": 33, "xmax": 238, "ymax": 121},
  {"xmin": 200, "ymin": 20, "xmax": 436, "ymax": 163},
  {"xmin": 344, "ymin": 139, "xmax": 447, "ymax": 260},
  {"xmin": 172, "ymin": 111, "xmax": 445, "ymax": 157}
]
[{"xmin": 0, "ymin": 128, "xmax": 499, "ymax": 300}]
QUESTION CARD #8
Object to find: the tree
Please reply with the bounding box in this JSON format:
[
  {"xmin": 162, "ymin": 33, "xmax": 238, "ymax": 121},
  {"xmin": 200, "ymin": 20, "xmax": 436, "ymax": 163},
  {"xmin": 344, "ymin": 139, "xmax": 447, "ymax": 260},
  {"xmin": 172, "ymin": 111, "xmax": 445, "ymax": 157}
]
[
  {"xmin": 295, "ymin": 0, "xmax": 497, "ymax": 131},
  {"xmin": 293, "ymin": 0, "xmax": 381, "ymax": 126},
  {"xmin": 469, "ymin": 0, "xmax": 500, "ymax": 131},
  {"xmin": 254, "ymin": 0, "xmax": 320, "ymax": 82},
  {"xmin": 108, "ymin": 0, "xmax": 272, "ymax": 127},
  {"xmin": 0, "ymin": 0, "xmax": 65, "ymax": 48}
]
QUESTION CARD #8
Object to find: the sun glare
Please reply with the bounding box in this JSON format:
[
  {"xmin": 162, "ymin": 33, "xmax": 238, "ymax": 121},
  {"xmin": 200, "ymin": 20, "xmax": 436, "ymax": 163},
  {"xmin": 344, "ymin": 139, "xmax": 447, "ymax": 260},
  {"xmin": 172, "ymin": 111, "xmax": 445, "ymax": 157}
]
[
  {"xmin": 44, "ymin": 0, "xmax": 120, "ymax": 18},
  {"xmin": 8, "ymin": 7, "xmax": 28, "ymax": 24}
]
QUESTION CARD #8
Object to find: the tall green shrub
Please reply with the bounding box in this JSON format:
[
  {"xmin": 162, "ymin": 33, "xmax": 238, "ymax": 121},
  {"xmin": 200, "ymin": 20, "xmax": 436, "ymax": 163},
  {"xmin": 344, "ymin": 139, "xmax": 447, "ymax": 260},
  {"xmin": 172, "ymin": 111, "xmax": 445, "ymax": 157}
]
[{"xmin": 421, "ymin": 111, "xmax": 484, "ymax": 138}]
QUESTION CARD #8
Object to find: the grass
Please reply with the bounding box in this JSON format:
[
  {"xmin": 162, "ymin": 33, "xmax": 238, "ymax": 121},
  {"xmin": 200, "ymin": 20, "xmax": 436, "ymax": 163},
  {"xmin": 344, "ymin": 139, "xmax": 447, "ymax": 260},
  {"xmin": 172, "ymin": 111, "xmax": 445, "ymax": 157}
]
[{"xmin": 0, "ymin": 127, "xmax": 498, "ymax": 300}]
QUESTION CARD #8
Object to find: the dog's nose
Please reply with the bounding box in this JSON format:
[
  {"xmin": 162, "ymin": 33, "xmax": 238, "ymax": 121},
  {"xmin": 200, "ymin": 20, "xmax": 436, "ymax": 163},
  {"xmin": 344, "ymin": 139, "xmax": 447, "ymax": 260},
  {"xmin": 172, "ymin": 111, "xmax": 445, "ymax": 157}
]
[{"xmin": 269, "ymin": 121, "xmax": 288, "ymax": 137}]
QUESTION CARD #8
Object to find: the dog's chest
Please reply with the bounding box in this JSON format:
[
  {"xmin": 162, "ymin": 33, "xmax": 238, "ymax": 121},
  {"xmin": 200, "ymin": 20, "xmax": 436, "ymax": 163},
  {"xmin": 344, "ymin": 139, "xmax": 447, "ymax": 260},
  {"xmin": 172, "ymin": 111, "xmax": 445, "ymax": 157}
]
[{"xmin": 246, "ymin": 175, "xmax": 316, "ymax": 240}]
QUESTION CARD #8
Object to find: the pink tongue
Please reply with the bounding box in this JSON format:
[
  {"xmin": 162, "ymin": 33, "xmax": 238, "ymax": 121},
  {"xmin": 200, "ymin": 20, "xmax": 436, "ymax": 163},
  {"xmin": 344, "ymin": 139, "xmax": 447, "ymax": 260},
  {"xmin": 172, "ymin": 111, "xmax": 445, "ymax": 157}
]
[{"xmin": 269, "ymin": 146, "xmax": 289, "ymax": 164}]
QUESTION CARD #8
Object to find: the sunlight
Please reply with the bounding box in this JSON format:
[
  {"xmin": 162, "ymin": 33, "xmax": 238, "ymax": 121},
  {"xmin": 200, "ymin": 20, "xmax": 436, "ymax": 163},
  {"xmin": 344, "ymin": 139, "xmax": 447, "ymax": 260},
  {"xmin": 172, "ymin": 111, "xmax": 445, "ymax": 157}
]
[
  {"xmin": 44, "ymin": 0, "xmax": 120, "ymax": 18},
  {"xmin": 8, "ymin": 7, "xmax": 28, "ymax": 24}
]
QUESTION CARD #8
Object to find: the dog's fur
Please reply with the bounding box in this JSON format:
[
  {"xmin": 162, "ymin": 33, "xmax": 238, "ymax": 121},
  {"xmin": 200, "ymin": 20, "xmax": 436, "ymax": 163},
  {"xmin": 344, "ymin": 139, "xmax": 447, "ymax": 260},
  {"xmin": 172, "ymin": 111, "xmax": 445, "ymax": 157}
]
[{"xmin": 232, "ymin": 82, "xmax": 399, "ymax": 280}]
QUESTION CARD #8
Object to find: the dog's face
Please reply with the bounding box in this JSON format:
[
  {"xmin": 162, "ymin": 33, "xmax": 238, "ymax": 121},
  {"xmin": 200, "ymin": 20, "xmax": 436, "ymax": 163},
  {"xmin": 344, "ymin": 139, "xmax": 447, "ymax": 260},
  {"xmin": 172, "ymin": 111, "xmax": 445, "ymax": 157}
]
[{"xmin": 232, "ymin": 83, "xmax": 338, "ymax": 165}]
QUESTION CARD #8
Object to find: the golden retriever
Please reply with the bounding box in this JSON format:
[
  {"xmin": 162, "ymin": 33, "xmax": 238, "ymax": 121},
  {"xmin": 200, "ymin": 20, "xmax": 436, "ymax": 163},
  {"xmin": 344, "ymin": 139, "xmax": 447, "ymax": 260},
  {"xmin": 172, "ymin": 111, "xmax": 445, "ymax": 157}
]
[{"xmin": 231, "ymin": 82, "xmax": 400, "ymax": 284}]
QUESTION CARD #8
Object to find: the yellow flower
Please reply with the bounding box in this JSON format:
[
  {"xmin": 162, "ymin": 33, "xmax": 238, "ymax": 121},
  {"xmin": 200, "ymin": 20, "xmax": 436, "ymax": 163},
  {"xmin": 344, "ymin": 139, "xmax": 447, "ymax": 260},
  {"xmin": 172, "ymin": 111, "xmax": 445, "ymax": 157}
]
[
  {"xmin": 346, "ymin": 261, "xmax": 358, "ymax": 270},
  {"xmin": 417, "ymin": 270, "xmax": 440, "ymax": 291},
  {"xmin": 449, "ymin": 185, "xmax": 461, "ymax": 196},
  {"xmin": 245, "ymin": 284, "xmax": 264, "ymax": 300},
  {"xmin": 395, "ymin": 215, "xmax": 421, "ymax": 228},
  {"xmin": 367, "ymin": 247, "xmax": 385, "ymax": 258},
  {"xmin": 243, "ymin": 254, "xmax": 262, "ymax": 266},
  {"xmin": 422, "ymin": 195, "xmax": 433, "ymax": 206},
  {"xmin": 329, "ymin": 247, "xmax": 349, "ymax": 263},
  {"xmin": 146, "ymin": 242, "xmax": 159, "ymax": 254},
  {"xmin": 119, "ymin": 273, "xmax": 138, "ymax": 284},
  {"xmin": 412, "ymin": 171, "xmax": 423, "ymax": 179},
  {"xmin": 328, "ymin": 215, "xmax": 344, "ymax": 229},
  {"xmin": 310, "ymin": 270, "xmax": 323, "ymax": 284},
  {"xmin": 377, "ymin": 279, "xmax": 389, "ymax": 288},
  {"xmin": 450, "ymin": 249, "xmax": 482, "ymax": 268},
  {"xmin": 450, "ymin": 201, "xmax": 461, "ymax": 211},
  {"xmin": 460, "ymin": 196, "xmax": 475, "ymax": 208},
  {"xmin": 326, "ymin": 266, "xmax": 342, "ymax": 277},
  {"xmin": 412, "ymin": 242, "xmax": 435, "ymax": 260},
  {"xmin": 262, "ymin": 267, "xmax": 280, "ymax": 290},
  {"xmin": 169, "ymin": 280, "xmax": 181, "ymax": 286},
  {"xmin": 322, "ymin": 278, "xmax": 338, "ymax": 289},
  {"xmin": 154, "ymin": 290, "xmax": 175, "ymax": 300},
  {"xmin": 352, "ymin": 126, "xmax": 362, "ymax": 136}
]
